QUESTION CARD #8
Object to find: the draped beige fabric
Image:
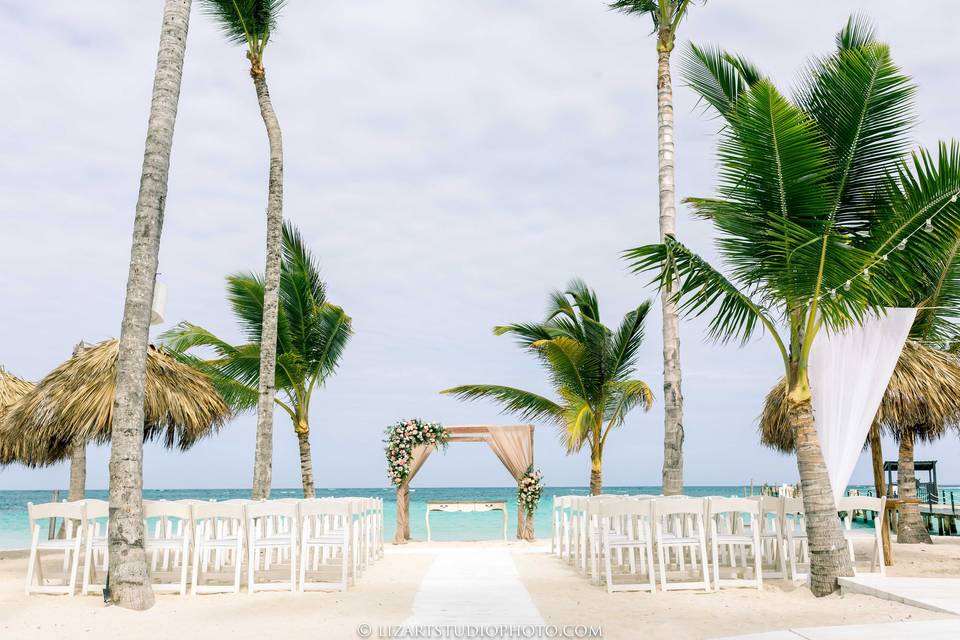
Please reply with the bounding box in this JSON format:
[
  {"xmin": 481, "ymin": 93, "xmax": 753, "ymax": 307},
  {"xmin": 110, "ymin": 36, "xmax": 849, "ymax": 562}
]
[
  {"xmin": 486, "ymin": 425, "xmax": 535, "ymax": 540},
  {"xmin": 393, "ymin": 444, "xmax": 434, "ymax": 544}
]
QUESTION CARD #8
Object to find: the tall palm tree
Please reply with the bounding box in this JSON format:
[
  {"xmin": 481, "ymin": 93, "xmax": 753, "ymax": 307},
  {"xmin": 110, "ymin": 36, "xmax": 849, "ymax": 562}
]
[
  {"xmin": 608, "ymin": 1, "xmax": 702, "ymax": 495},
  {"xmin": 199, "ymin": 0, "xmax": 287, "ymax": 500},
  {"xmin": 442, "ymin": 280, "xmax": 654, "ymax": 495},
  {"xmin": 108, "ymin": 0, "xmax": 193, "ymax": 611},
  {"xmin": 163, "ymin": 223, "xmax": 352, "ymax": 497},
  {"xmin": 626, "ymin": 17, "xmax": 960, "ymax": 595}
]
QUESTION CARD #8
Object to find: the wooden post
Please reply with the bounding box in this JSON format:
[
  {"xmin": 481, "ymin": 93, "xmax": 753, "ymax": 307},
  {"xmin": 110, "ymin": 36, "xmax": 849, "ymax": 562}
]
[{"xmin": 868, "ymin": 423, "xmax": 893, "ymax": 566}]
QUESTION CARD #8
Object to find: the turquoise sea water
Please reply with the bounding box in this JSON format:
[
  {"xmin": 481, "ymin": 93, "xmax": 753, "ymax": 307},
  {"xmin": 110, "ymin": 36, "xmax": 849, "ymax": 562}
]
[{"xmin": 2, "ymin": 485, "xmax": 951, "ymax": 549}]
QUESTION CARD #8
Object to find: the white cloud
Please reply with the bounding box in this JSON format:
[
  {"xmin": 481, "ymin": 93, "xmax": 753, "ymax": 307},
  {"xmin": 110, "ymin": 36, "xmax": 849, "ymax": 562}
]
[{"xmin": 2, "ymin": 1, "xmax": 959, "ymax": 491}]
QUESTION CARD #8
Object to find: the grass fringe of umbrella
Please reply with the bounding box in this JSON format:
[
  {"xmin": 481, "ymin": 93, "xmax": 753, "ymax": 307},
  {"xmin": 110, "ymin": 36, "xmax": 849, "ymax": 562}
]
[
  {"xmin": 760, "ymin": 339, "xmax": 960, "ymax": 453},
  {"xmin": 0, "ymin": 339, "xmax": 230, "ymax": 467}
]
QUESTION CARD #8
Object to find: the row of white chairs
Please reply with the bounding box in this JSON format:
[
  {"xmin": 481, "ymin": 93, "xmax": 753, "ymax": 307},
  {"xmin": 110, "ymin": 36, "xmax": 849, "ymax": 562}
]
[
  {"xmin": 550, "ymin": 494, "xmax": 886, "ymax": 593},
  {"xmin": 25, "ymin": 497, "xmax": 384, "ymax": 596}
]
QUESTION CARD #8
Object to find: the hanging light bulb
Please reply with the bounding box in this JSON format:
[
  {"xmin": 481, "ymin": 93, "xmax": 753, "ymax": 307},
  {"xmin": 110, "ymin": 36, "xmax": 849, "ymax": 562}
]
[
  {"xmin": 952, "ymin": 194, "xmax": 958, "ymax": 203},
  {"xmin": 829, "ymin": 289, "xmax": 837, "ymax": 300},
  {"xmin": 881, "ymin": 254, "xmax": 888, "ymax": 261},
  {"xmin": 897, "ymin": 238, "xmax": 907, "ymax": 251},
  {"xmin": 863, "ymin": 268, "xmax": 870, "ymax": 282},
  {"xmin": 925, "ymin": 217, "xmax": 935, "ymax": 232},
  {"xmin": 843, "ymin": 280, "xmax": 852, "ymax": 291}
]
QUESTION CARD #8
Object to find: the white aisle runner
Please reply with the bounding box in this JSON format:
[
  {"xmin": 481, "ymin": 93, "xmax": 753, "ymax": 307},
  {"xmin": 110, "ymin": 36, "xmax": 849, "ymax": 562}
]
[{"xmin": 406, "ymin": 548, "xmax": 544, "ymax": 626}]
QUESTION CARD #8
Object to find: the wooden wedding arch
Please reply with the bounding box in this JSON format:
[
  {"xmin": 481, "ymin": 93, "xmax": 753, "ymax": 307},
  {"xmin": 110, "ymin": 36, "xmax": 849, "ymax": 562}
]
[{"xmin": 393, "ymin": 424, "xmax": 535, "ymax": 544}]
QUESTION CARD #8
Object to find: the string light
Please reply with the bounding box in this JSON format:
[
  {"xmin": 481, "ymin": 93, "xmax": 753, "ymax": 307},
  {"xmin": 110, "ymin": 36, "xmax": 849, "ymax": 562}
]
[{"xmin": 812, "ymin": 188, "xmax": 960, "ymax": 304}]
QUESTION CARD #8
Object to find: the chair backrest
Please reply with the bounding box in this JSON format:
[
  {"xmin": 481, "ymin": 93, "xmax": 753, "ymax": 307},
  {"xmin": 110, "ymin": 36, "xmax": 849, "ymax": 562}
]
[
  {"xmin": 83, "ymin": 499, "xmax": 110, "ymax": 520},
  {"xmin": 836, "ymin": 495, "xmax": 884, "ymax": 514},
  {"xmin": 299, "ymin": 499, "xmax": 352, "ymax": 518},
  {"xmin": 783, "ymin": 497, "xmax": 804, "ymax": 515},
  {"xmin": 756, "ymin": 495, "xmax": 782, "ymax": 516},
  {"xmin": 245, "ymin": 499, "xmax": 299, "ymax": 519},
  {"xmin": 143, "ymin": 500, "xmax": 192, "ymax": 520},
  {"xmin": 653, "ymin": 497, "xmax": 705, "ymax": 517},
  {"xmin": 709, "ymin": 497, "xmax": 760, "ymax": 517},
  {"xmin": 191, "ymin": 501, "xmax": 245, "ymax": 521},
  {"xmin": 599, "ymin": 498, "xmax": 652, "ymax": 519},
  {"xmin": 27, "ymin": 500, "xmax": 86, "ymax": 524}
]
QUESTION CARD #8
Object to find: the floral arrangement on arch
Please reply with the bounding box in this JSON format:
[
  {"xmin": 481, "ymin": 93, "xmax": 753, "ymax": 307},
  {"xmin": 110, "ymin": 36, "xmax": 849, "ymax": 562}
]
[
  {"xmin": 384, "ymin": 418, "xmax": 448, "ymax": 487},
  {"xmin": 517, "ymin": 465, "xmax": 544, "ymax": 515}
]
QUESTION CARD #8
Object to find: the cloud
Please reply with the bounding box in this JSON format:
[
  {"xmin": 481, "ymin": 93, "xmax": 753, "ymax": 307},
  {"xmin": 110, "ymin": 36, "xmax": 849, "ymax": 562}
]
[{"xmin": 2, "ymin": 1, "xmax": 959, "ymax": 491}]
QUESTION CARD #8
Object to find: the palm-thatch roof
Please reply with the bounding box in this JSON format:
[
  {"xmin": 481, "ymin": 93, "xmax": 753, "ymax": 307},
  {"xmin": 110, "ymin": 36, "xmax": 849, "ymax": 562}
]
[
  {"xmin": 0, "ymin": 339, "xmax": 231, "ymax": 467},
  {"xmin": 0, "ymin": 368, "xmax": 33, "ymax": 417},
  {"xmin": 760, "ymin": 339, "xmax": 960, "ymax": 453}
]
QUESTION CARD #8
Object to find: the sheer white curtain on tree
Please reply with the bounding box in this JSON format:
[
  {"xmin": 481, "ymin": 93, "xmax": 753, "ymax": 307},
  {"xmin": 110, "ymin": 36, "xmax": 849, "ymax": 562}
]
[{"xmin": 808, "ymin": 308, "xmax": 916, "ymax": 505}]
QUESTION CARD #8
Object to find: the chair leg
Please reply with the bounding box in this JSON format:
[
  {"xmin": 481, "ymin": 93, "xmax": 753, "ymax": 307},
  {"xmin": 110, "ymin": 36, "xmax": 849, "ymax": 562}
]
[{"xmin": 25, "ymin": 527, "xmax": 40, "ymax": 593}]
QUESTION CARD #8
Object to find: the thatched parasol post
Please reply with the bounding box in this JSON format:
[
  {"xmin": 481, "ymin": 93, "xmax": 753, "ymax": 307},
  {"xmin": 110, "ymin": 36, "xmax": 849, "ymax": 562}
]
[{"xmin": 868, "ymin": 422, "xmax": 892, "ymax": 564}]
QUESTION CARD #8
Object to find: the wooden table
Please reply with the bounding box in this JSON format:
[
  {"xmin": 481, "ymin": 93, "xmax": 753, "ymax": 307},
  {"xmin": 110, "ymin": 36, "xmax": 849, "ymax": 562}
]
[{"xmin": 425, "ymin": 500, "xmax": 508, "ymax": 542}]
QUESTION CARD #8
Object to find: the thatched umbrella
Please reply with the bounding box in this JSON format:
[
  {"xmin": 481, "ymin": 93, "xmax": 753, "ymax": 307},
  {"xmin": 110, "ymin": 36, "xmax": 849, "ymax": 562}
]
[
  {"xmin": 760, "ymin": 340, "xmax": 960, "ymax": 451},
  {"xmin": 0, "ymin": 339, "xmax": 231, "ymax": 471},
  {"xmin": 0, "ymin": 368, "xmax": 33, "ymax": 417},
  {"xmin": 760, "ymin": 339, "xmax": 960, "ymax": 549}
]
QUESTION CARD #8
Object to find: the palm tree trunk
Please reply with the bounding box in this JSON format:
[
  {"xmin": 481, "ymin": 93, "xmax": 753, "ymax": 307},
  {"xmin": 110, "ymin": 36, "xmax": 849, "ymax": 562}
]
[
  {"xmin": 296, "ymin": 427, "xmax": 315, "ymax": 499},
  {"xmin": 67, "ymin": 343, "xmax": 88, "ymax": 503},
  {"xmin": 589, "ymin": 455, "xmax": 602, "ymax": 496},
  {"xmin": 896, "ymin": 430, "xmax": 932, "ymax": 544},
  {"xmin": 656, "ymin": 46, "xmax": 684, "ymax": 496},
  {"xmin": 68, "ymin": 440, "xmax": 86, "ymax": 502},
  {"xmin": 789, "ymin": 393, "xmax": 853, "ymax": 596},
  {"xmin": 107, "ymin": 0, "xmax": 191, "ymax": 611},
  {"xmin": 249, "ymin": 68, "xmax": 284, "ymax": 501}
]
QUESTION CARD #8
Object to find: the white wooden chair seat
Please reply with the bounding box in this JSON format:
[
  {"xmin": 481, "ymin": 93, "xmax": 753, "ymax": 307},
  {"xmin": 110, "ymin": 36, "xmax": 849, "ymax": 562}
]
[
  {"xmin": 26, "ymin": 501, "xmax": 86, "ymax": 596},
  {"xmin": 708, "ymin": 498, "xmax": 762, "ymax": 591}
]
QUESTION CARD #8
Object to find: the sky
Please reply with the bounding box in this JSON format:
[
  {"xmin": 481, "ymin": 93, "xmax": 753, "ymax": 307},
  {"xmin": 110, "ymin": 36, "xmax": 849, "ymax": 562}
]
[{"xmin": 1, "ymin": 0, "xmax": 959, "ymax": 491}]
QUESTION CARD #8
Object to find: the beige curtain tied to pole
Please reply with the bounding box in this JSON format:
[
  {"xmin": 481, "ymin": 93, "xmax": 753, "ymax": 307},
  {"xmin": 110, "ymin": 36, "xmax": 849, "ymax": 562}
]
[
  {"xmin": 486, "ymin": 425, "xmax": 535, "ymax": 541},
  {"xmin": 394, "ymin": 444, "xmax": 434, "ymax": 545}
]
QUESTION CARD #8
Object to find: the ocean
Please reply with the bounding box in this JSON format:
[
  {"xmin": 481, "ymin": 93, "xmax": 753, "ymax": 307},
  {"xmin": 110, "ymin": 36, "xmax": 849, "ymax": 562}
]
[{"xmin": 0, "ymin": 484, "xmax": 941, "ymax": 550}]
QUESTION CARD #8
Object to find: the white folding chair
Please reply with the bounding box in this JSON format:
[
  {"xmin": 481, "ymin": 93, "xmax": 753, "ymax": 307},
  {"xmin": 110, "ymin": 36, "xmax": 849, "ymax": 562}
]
[
  {"xmin": 245, "ymin": 500, "xmax": 298, "ymax": 593},
  {"xmin": 707, "ymin": 497, "xmax": 763, "ymax": 590},
  {"xmin": 144, "ymin": 500, "xmax": 192, "ymax": 595},
  {"xmin": 598, "ymin": 499, "xmax": 656, "ymax": 593},
  {"xmin": 191, "ymin": 502, "xmax": 244, "ymax": 594},
  {"xmin": 652, "ymin": 498, "xmax": 711, "ymax": 592},
  {"xmin": 752, "ymin": 496, "xmax": 786, "ymax": 580},
  {"xmin": 299, "ymin": 499, "xmax": 353, "ymax": 592},
  {"xmin": 782, "ymin": 497, "xmax": 809, "ymax": 583},
  {"xmin": 81, "ymin": 499, "xmax": 109, "ymax": 595},
  {"xmin": 25, "ymin": 501, "xmax": 85, "ymax": 595},
  {"xmin": 837, "ymin": 495, "xmax": 886, "ymax": 576}
]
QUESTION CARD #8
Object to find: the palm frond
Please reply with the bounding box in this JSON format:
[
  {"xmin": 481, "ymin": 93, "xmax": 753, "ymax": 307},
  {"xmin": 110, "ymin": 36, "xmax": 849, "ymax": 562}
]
[
  {"xmin": 199, "ymin": 0, "xmax": 286, "ymax": 44},
  {"xmin": 800, "ymin": 40, "xmax": 915, "ymax": 231},
  {"xmin": 440, "ymin": 385, "xmax": 564, "ymax": 426},
  {"xmin": 625, "ymin": 237, "xmax": 780, "ymax": 347},
  {"xmin": 681, "ymin": 42, "xmax": 763, "ymax": 118},
  {"xmin": 836, "ymin": 13, "xmax": 877, "ymax": 51}
]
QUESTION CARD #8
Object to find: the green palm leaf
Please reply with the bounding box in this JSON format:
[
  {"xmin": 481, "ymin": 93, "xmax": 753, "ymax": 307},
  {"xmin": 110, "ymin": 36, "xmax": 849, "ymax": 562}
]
[{"xmin": 440, "ymin": 385, "xmax": 564, "ymax": 426}]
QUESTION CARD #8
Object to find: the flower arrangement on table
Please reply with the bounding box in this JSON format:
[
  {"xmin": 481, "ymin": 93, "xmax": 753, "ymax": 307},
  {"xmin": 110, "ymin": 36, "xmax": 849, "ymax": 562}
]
[
  {"xmin": 384, "ymin": 418, "xmax": 448, "ymax": 487},
  {"xmin": 517, "ymin": 465, "xmax": 544, "ymax": 516}
]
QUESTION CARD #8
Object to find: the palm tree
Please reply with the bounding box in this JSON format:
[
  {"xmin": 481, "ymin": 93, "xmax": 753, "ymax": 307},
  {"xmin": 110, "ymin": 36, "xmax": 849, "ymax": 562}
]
[
  {"xmin": 442, "ymin": 280, "xmax": 654, "ymax": 495},
  {"xmin": 163, "ymin": 223, "xmax": 352, "ymax": 498},
  {"xmin": 107, "ymin": 0, "xmax": 193, "ymax": 611},
  {"xmin": 608, "ymin": 0, "xmax": 702, "ymax": 496},
  {"xmin": 626, "ymin": 17, "xmax": 960, "ymax": 595},
  {"xmin": 894, "ymin": 248, "xmax": 960, "ymax": 543},
  {"xmin": 199, "ymin": 0, "xmax": 287, "ymax": 500}
]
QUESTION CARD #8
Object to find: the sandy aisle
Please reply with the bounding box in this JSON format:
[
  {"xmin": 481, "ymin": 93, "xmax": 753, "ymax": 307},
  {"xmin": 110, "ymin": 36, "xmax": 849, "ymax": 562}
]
[{"xmin": 514, "ymin": 540, "xmax": 958, "ymax": 640}]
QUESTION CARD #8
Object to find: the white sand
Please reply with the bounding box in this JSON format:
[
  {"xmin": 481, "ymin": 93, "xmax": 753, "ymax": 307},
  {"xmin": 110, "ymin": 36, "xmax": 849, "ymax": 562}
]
[{"xmin": 1, "ymin": 538, "xmax": 957, "ymax": 640}]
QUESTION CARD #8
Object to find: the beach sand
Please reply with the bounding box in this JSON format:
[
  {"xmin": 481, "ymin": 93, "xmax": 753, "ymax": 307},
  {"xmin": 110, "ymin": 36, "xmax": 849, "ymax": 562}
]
[{"xmin": 0, "ymin": 538, "xmax": 957, "ymax": 640}]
